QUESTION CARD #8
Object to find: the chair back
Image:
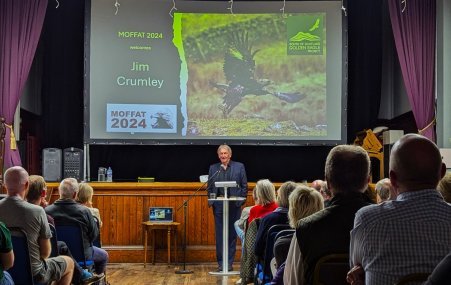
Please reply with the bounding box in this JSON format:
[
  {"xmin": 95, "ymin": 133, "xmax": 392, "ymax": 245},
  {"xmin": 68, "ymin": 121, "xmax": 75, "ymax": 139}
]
[
  {"xmin": 273, "ymin": 229, "xmax": 295, "ymax": 266},
  {"xmin": 92, "ymin": 216, "xmax": 101, "ymax": 248},
  {"xmin": 8, "ymin": 227, "xmax": 36, "ymax": 285},
  {"xmin": 55, "ymin": 223, "xmax": 93, "ymax": 268},
  {"xmin": 49, "ymin": 224, "xmax": 59, "ymax": 257},
  {"xmin": 394, "ymin": 273, "xmax": 430, "ymax": 285},
  {"xmin": 258, "ymin": 224, "xmax": 291, "ymax": 283},
  {"xmin": 274, "ymin": 228, "xmax": 295, "ymax": 242},
  {"xmin": 240, "ymin": 218, "xmax": 260, "ymax": 283},
  {"xmin": 312, "ymin": 253, "xmax": 349, "ymax": 285}
]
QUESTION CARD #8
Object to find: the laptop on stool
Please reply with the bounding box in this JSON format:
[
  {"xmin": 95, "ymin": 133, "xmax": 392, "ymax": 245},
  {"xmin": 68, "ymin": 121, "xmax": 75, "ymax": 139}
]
[{"xmin": 149, "ymin": 207, "xmax": 174, "ymax": 223}]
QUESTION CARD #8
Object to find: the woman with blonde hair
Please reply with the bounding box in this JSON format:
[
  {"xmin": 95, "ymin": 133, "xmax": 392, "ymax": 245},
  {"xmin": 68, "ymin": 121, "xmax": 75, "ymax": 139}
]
[
  {"xmin": 77, "ymin": 183, "xmax": 103, "ymax": 227},
  {"xmin": 271, "ymin": 185, "xmax": 324, "ymax": 284},
  {"xmin": 283, "ymin": 186, "xmax": 324, "ymax": 285},
  {"xmin": 288, "ymin": 185, "xmax": 324, "ymax": 228}
]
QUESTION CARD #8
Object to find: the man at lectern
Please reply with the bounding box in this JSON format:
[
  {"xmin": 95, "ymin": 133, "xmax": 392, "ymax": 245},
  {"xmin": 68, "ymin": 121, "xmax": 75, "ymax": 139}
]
[{"xmin": 208, "ymin": 144, "xmax": 248, "ymax": 272}]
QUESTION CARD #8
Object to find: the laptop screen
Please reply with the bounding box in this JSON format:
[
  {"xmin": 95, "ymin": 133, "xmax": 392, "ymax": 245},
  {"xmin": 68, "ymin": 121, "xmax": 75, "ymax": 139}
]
[{"xmin": 149, "ymin": 207, "xmax": 173, "ymax": 222}]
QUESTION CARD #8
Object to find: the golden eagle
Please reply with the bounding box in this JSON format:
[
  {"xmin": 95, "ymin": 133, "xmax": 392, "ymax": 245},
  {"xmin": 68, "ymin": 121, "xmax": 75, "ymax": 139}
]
[{"xmin": 213, "ymin": 32, "xmax": 305, "ymax": 117}]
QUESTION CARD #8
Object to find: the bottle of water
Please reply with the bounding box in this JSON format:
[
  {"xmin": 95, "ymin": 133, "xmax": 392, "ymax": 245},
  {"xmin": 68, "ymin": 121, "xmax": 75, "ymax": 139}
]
[{"xmin": 106, "ymin": 167, "xmax": 113, "ymax": 182}]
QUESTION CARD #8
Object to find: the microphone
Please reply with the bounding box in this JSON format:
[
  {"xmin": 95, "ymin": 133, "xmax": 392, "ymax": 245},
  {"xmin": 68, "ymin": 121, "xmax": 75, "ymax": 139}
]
[{"xmin": 211, "ymin": 163, "xmax": 226, "ymax": 178}]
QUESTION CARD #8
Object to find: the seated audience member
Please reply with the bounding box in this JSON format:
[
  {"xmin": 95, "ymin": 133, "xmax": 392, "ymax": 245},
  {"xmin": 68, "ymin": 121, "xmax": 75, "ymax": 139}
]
[
  {"xmin": 247, "ymin": 179, "xmax": 277, "ymax": 225},
  {"xmin": 0, "ymin": 221, "xmax": 14, "ymax": 285},
  {"xmin": 437, "ymin": 172, "xmax": 451, "ymax": 203},
  {"xmin": 235, "ymin": 187, "xmax": 257, "ymax": 249},
  {"xmin": 0, "ymin": 166, "xmax": 74, "ymax": 285},
  {"xmin": 254, "ymin": 181, "xmax": 297, "ymax": 259},
  {"xmin": 312, "ymin": 180, "xmax": 332, "ymax": 207},
  {"xmin": 374, "ymin": 178, "xmax": 396, "ymax": 203},
  {"xmin": 238, "ymin": 217, "xmax": 261, "ymax": 285},
  {"xmin": 236, "ymin": 182, "xmax": 275, "ymax": 285},
  {"xmin": 310, "ymin": 180, "xmax": 324, "ymax": 192},
  {"xmin": 349, "ymin": 134, "xmax": 451, "ymax": 285},
  {"xmin": 284, "ymin": 145, "xmax": 372, "ymax": 285},
  {"xmin": 77, "ymin": 183, "xmax": 103, "ymax": 228},
  {"xmin": 26, "ymin": 175, "xmax": 49, "ymax": 207},
  {"xmin": 46, "ymin": 178, "xmax": 109, "ymax": 275},
  {"xmin": 272, "ymin": 185, "xmax": 324, "ymax": 285},
  {"xmin": 26, "ymin": 175, "xmax": 53, "ymax": 225},
  {"xmin": 27, "ymin": 175, "xmax": 103, "ymax": 285},
  {"xmin": 424, "ymin": 252, "xmax": 451, "ymax": 285}
]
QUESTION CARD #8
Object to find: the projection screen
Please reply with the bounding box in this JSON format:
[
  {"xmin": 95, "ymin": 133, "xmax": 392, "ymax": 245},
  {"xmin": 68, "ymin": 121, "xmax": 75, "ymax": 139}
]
[{"xmin": 84, "ymin": 0, "xmax": 347, "ymax": 145}]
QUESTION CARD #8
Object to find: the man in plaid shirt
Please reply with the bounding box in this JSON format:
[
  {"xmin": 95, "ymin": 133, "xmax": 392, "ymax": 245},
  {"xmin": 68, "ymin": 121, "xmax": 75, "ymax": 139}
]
[{"xmin": 348, "ymin": 134, "xmax": 451, "ymax": 285}]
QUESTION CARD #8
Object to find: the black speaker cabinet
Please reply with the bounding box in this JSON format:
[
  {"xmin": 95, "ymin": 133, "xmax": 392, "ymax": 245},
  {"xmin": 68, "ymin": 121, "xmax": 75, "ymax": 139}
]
[
  {"xmin": 63, "ymin": 147, "xmax": 84, "ymax": 181},
  {"xmin": 42, "ymin": 148, "xmax": 62, "ymax": 182}
]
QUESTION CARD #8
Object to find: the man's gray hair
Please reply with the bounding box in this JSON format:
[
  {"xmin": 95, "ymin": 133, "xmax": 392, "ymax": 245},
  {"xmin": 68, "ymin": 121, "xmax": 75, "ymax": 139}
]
[
  {"xmin": 375, "ymin": 178, "xmax": 391, "ymax": 201},
  {"xmin": 58, "ymin": 178, "xmax": 79, "ymax": 199},
  {"xmin": 217, "ymin": 144, "xmax": 232, "ymax": 155}
]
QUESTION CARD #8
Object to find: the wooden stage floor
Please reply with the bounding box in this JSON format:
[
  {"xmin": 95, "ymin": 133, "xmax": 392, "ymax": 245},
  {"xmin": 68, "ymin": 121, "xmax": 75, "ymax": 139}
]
[{"xmin": 107, "ymin": 263, "xmax": 242, "ymax": 285}]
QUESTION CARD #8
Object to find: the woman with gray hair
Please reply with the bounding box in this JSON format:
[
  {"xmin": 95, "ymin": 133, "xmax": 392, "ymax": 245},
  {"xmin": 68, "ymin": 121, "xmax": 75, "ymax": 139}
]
[
  {"xmin": 375, "ymin": 178, "xmax": 396, "ymax": 203},
  {"xmin": 254, "ymin": 181, "xmax": 298, "ymax": 259},
  {"xmin": 247, "ymin": 179, "xmax": 278, "ymax": 224}
]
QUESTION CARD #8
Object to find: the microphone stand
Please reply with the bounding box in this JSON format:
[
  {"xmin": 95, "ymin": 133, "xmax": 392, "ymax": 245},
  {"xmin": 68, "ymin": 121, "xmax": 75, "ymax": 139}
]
[{"xmin": 175, "ymin": 168, "xmax": 221, "ymax": 274}]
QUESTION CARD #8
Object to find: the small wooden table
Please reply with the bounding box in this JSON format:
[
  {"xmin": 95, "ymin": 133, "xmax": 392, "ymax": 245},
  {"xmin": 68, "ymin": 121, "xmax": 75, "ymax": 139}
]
[{"xmin": 142, "ymin": 221, "xmax": 180, "ymax": 267}]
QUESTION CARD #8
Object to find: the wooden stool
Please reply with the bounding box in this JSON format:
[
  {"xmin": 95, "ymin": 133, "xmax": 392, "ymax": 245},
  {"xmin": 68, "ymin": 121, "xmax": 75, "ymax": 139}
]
[{"xmin": 142, "ymin": 221, "xmax": 180, "ymax": 267}]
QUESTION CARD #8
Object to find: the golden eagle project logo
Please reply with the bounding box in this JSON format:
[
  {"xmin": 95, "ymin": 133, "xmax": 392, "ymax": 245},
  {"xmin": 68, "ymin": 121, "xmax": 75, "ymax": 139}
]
[{"xmin": 287, "ymin": 15, "xmax": 324, "ymax": 55}]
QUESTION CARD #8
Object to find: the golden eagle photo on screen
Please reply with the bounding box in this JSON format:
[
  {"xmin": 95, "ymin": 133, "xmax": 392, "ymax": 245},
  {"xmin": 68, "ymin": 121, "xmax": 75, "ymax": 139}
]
[
  {"xmin": 179, "ymin": 14, "xmax": 327, "ymax": 137},
  {"xmin": 213, "ymin": 32, "xmax": 304, "ymax": 118}
]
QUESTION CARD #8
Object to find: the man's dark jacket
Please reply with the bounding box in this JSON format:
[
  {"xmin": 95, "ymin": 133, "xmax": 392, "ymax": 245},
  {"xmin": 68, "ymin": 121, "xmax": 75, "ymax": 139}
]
[
  {"xmin": 296, "ymin": 192, "xmax": 371, "ymax": 284},
  {"xmin": 45, "ymin": 199, "xmax": 99, "ymax": 259}
]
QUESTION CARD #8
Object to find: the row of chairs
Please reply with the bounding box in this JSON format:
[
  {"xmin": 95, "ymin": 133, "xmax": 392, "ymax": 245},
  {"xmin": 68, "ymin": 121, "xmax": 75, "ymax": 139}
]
[
  {"xmin": 255, "ymin": 224, "xmax": 291, "ymax": 284},
  {"xmin": 8, "ymin": 227, "xmax": 44, "ymax": 285},
  {"xmin": 7, "ymin": 222, "xmax": 100, "ymax": 285},
  {"xmin": 252, "ymin": 224, "xmax": 430, "ymax": 285}
]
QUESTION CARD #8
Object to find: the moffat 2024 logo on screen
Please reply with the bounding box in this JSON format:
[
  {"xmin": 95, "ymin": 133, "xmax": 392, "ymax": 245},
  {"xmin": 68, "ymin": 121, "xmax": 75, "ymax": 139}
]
[{"xmin": 287, "ymin": 14, "xmax": 324, "ymax": 55}]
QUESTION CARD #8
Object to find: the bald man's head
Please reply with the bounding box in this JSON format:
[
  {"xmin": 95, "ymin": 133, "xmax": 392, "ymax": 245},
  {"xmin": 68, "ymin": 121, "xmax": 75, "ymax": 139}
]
[
  {"xmin": 389, "ymin": 134, "xmax": 445, "ymax": 192},
  {"xmin": 4, "ymin": 166, "xmax": 29, "ymax": 196}
]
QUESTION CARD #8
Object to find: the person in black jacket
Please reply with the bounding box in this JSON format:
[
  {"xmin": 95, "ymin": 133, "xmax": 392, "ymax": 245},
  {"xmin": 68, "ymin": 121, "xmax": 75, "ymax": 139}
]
[{"xmin": 46, "ymin": 178, "xmax": 109, "ymax": 275}]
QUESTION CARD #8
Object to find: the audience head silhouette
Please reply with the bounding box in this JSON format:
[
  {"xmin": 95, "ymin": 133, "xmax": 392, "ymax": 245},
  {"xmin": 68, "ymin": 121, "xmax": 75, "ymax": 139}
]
[
  {"xmin": 58, "ymin": 177, "xmax": 79, "ymax": 199},
  {"xmin": 375, "ymin": 178, "xmax": 395, "ymax": 202},
  {"xmin": 26, "ymin": 175, "xmax": 47, "ymax": 203},
  {"xmin": 325, "ymin": 145, "xmax": 370, "ymax": 195},
  {"xmin": 4, "ymin": 166, "xmax": 29, "ymax": 197},
  {"xmin": 288, "ymin": 185, "xmax": 324, "ymax": 228},
  {"xmin": 389, "ymin": 133, "xmax": 446, "ymax": 193},
  {"xmin": 255, "ymin": 179, "xmax": 276, "ymax": 206},
  {"xmin": 77, "ymin": 182, "xmax": 94, "ymax": 204},
  {"xmin": 276, "ymin": 181, "xmax": 298, "ymax": 208}
]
